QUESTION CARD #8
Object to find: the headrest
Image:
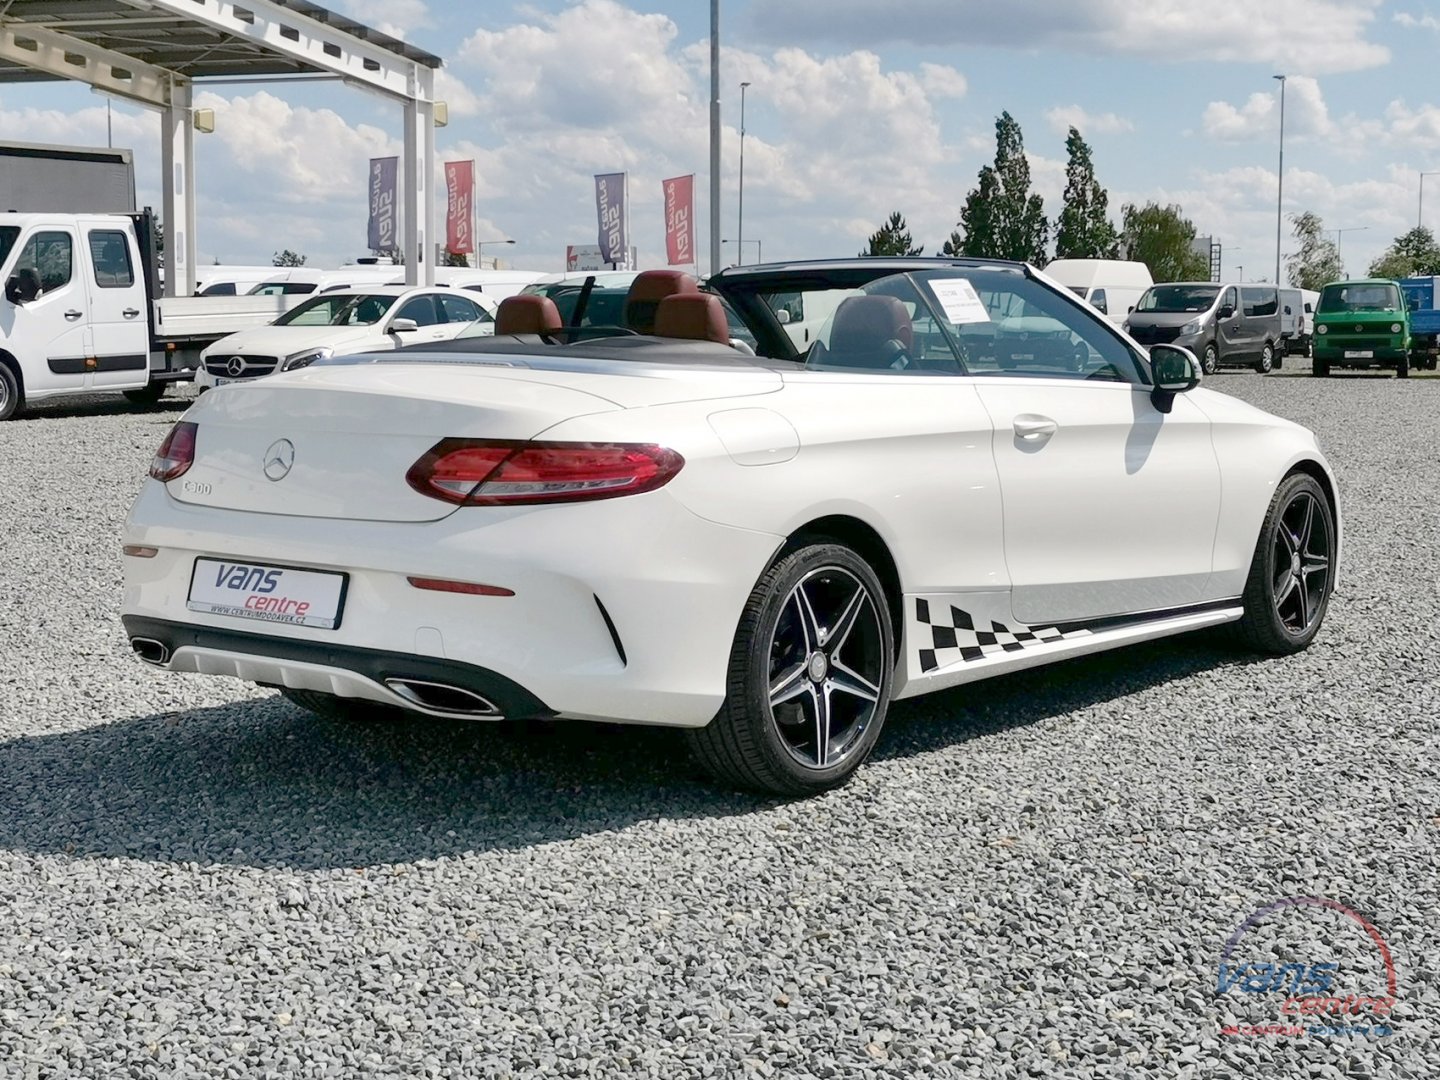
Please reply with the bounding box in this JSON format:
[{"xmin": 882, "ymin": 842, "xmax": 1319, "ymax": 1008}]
[
  {"xmin": 495, "ymin": 294, "xmax": 562, "ymax": 336},
  {"xmin": 625, "ymin": 270, "xmax": 699, "ymax": 334},
  {"xmin": 654, "ymin": 293, "xmax": 729, "ymax": 344},
  {"xmin": 830, "ymin": 295, "xmax": 914, "ymax": 353}
]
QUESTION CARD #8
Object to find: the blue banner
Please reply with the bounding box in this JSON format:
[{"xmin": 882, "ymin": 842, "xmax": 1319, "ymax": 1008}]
[
  {"xmin": 594, "ymin": 172, "xmax": 627, "ymax": 265},
  {"xmin": 368, "ymin": 156, "xmax": 398, "ymax": 253}
]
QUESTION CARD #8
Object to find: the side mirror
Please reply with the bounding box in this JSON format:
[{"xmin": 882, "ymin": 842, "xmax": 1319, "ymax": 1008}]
[
  {"xmin": 1127, "ymin": 304, "xmax": 1135, "ymax": 313},
  {"xmin": 775, "ymin": 309, "xmax": 791, "ymax": 325},
  {"xmin": 1218, "ymin": 304, "xmax": 1235, "ymax": 320},
  {"xmin": 1149, "ymin": 344, "xmax": 1201, "ymax": 414},
  {"xmin": 6, "ymin": 273, "xmax": 37, "ymax": 305},
  {"xmin": 389, "ymin": 317, "xmax": 419, "ymax": 333}
]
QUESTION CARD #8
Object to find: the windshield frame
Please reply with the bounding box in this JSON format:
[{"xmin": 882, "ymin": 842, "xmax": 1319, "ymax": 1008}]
[
  {"xmin": 1134, "ymin": 284, "xmax": 1221, "ymax": 315},
  {"xmin": 273, "ymin": 292, "xmax": 399, "ymax": 327}
]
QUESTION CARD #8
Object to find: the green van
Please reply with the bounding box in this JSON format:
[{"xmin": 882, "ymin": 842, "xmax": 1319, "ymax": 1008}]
[{"xmin": 1312, "ymin": 279, "xmax": 1412, "ymax": 378}]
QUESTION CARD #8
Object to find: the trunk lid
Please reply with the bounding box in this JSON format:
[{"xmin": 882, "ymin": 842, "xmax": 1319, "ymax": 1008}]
[{"xmin": 169, "ymin": 365, "xmax": 624, "ymax": 522}]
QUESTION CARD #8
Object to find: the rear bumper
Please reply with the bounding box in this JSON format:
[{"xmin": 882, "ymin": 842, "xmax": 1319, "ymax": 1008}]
[
  {"xmin": 121, "ymin": 481, "xmax": 784, "ymax": 727},
  {"xmin": 122, "ymin": 615, "xmax": 551, "ymax": 719}
]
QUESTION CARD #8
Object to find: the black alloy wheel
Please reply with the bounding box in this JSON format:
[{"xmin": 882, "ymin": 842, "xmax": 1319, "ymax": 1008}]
[
  {"xmin": 1235, "ymin": 473, "xmax": 1335, "ymax": 654},
  {"xmin": 689, "ymin": 542, "xmax": 894, "ymax": 795}
]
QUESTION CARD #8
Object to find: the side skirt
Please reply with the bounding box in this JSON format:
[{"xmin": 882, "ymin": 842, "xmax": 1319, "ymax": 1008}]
[{"xmin": 893, "ymin": 596, "xmax": 1243, "ymax": 699}]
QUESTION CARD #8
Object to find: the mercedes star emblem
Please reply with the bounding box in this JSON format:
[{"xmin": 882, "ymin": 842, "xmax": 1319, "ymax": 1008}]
[
  {"xmin": 263, "ymin": 438, "xmax": 296, "ymax": 482},
  {"xmin": 226, "ymin": 356, "xmax": 246, "ymax": 377}
]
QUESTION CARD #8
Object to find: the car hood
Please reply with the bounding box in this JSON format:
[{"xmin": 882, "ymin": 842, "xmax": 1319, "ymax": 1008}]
[{"xmin": 203, "ymin": 324, "xmax": 381, "ymax": 358}]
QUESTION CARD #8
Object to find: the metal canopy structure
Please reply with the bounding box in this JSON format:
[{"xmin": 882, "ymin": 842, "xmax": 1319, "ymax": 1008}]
[{"xmin": 0, "ymin": 0, "xmax": 444, "ymax": 293}]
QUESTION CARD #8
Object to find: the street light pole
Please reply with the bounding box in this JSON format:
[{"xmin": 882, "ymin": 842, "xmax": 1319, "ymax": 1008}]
[
  {"xmin": 1332, "ymin": 226, "xmax": 1369, "ymax": 272},
  {"xmin": 475, "ymin": 238, "xmax": 515, "ymax": 269},
  {"xmin": 738, "ymin": 81, "xmax": 750, "ymax": 267},
  {"xmin": 1420, "ymin": 172, "xmax": 1440, "ymax": 228},
  {"xmin": 1274, "ymin": 74, "xmax": 1286, "ymax": 287},
  {"xmin": 708, "ymin": 0, "xmax": 721, "ymax": 277}
]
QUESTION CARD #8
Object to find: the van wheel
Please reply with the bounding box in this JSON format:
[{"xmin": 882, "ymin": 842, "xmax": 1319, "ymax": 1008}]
[
  {"xmin": 1397, "ymin": 354, "xmax": 1410, "ymax": 379},
  {"xmin": 0, "ymin": 363, "xmax": 19, "ymax": 421},
  {"xmin": 1256, "ymin": 343, "xmax": 1275, "ymax": 374},
  {"xmin": 1202, "ymin": 342, "xmax": 1218, "ymax": 375},
  {"xmin": 1314, "ymin": 355, "xmax": 1330, "ymax": 377}
]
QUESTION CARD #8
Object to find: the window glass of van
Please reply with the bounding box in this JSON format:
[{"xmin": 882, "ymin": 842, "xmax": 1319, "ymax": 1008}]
[
  {"xmin": 0, "ymin": 226, "xmax": 20, "ymax": 269},
  {"xmin": 1242, "ymin": 287, "xmax": 1277, "ymax": 317},
  {"xmin": 16, "ymin": 231, "xmax": 73, "ymax": 292},
  {"xmin": 1319, "ymin": 283, "xmax": 1401, "ymax": 312},
  {"xmin": 200, "ymin": 282, "xmax": 237, "ymax": 296},
  {"xmin": 1091, "ymin": 288, "xmax": 1108, "ymax": 314},
  {"xmin": 88, "ymin": 230, "xmax": 135, "ymax": 288}
]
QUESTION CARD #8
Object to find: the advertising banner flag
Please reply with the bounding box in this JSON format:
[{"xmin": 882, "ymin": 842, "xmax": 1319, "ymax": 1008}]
[
  {"xmin": 367, "ymin": 156, "xmax": 399, "ymax": 253},
  {"xmin": 594, "ymin": 171, "xmax": 628, "ymax": 265},
  {"xmin": 444, "ymin": 160, "xmax": 475, "ymax": 255},
  {"xmin": 662, "ymin": 174, "xmax": 695, "ymax": 266}
]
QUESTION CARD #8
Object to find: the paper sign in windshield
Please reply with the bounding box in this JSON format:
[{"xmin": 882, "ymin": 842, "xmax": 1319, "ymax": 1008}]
[{"xmin": 930, "ymin": 278, "xmax": 990, "ymax": 325}]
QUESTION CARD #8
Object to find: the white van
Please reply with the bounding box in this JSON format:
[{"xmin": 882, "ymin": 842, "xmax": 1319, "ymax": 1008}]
[
  {"xmin": 387, "ymin": 268, "xmax": 544, "ymax": 300},
  {"xmin": 1042, "ymin": 259, "xmax": 1154, "ymax": 328},
  {"xmin": 193, "ymin": 265, "xmax": 286, "ymax": 296}
]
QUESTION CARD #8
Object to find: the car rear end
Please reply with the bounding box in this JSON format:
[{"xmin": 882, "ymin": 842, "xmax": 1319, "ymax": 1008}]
[{"xmin": 122, "ymin": 363, "xmax": 786, "ymax": 727}]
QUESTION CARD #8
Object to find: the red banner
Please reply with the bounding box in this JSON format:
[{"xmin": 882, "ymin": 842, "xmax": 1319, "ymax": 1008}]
[
  {"xmin": 445, "ymin": 160, "xmax": 475, "ymax": 255},
  {"xmin": 663, "ymin": 174, "xmax": 694, "ymax": 266}
]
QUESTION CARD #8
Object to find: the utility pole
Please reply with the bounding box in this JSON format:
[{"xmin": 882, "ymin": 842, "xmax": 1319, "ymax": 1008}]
[
  {"xmin": 1273, "ymin": 74, "xmax": 1286, "ymax": 287},
  {"xmin": 738, "ymin": 81, "xmax": 750, "ymax": 266}
]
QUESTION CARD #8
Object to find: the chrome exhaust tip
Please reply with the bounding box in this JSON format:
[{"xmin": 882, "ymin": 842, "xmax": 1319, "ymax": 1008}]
[
  {"xmin": 131, "ymin": 637, "xmax": 171, "ymax": 666},
  {"xmin": 384, "ymin": 678, "xmax": 501, "ymax": 717}
]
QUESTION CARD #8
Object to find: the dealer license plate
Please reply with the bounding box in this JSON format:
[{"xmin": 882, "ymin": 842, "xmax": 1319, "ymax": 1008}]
[
  {"xmin": 1344, "ymin": 350, "xmax": 1373, "ymax": 359},
  {"xmin": 188, "ymin": 558, "xmax": 347, "ymax": 630}
]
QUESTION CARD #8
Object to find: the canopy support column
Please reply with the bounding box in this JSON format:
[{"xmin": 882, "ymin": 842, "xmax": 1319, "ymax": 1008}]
[
  {"xmin": 401, "ymin": 65, "xmax": 435, "ymax": 286},
  {"xmin": 160, "ymin": 78, "xmax": 197, "ymax": 297}
]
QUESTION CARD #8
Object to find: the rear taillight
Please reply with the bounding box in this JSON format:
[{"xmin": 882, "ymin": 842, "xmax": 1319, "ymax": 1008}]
[
  {"xmin": 407, "ymin": 439, "xmax": 684, "ymax": 506},
  {"xmin": 149, "ymin": 421, "xmax": 197, "ymax": 482}
]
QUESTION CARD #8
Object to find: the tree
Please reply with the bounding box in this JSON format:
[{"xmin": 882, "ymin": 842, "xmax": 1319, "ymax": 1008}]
[
  {"xmin": 1054, "ymin": 127, "xmax": 1119, "ymax": 260},
  {"xmin": 1368, "ymin": 226, "xmax": 1440, "ymax": 279},
  {"xmin": 1285, "ymin": 212, "xmax": 1343, "ymax": 289},
  {"xmin": 442, "ymin": 250, "xmax": 470, "ymax": 267},
  {"xmin": 1119, "ymin": 202, "xmax": 1209, "ymax": 282},
  {"xmin": 954, "ymin": 112, "xmax": 1049, "ymax": 264},
  {"xmin": 940, "ymin": 230, "xmax": 963, "ymax": 257},
  {"xmin": 860, "ymin": 211, "xmax": 923, "ymax": 257},
  {"xmin": 272, "ymin": 249, "xmax": 308, "ymax": 267}
]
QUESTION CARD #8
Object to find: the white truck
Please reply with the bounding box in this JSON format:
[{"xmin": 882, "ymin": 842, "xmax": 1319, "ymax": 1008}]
[{"xmin": 0, "ymin": 210, "xmax": 306, "ymax": 420}]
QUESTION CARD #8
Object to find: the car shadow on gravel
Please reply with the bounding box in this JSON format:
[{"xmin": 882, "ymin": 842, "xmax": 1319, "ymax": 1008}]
[
  {"xmin": 14, "ymin": 395, "xmax": 192, "ymax": 422},
  {"xmin": 0, "ymin": 632, "xmax": 1262, "ymax": 871}
]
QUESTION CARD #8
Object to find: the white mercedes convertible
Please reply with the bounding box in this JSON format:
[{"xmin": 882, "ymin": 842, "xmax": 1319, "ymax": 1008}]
[{"xmin": 122, "ymin": 260, "xmax": 1339, "ymax": 795}]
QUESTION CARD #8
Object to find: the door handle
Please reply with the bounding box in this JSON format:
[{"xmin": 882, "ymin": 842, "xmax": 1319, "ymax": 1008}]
[
  {"xmin": 1013, "ymin": 415, "xmax": 1058, "ymax": 441},
  {"xmin": 122, "ymin": 308, "xmax": 140, "ymax": 318},
  {"xmin": 64, "ymin": 309, "xmax": 83, "ymax": 321}
]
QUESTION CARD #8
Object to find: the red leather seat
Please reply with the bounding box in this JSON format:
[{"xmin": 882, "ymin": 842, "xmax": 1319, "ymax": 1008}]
[
  {"xmin": 624, "ymin": 270, "xmax": 699, "ymax": 334},
  {"xmin": 654, "ymin": 294, "xmax": 730, "ymax": 344},
  {"xmin": 494, "ymin": 294, "xmax": 562, "ymax": 337}
]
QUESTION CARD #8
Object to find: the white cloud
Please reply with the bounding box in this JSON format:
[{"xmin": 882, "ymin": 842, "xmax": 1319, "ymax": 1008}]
[
  {"xmin": 1394, "ymin": 11, "xmax": 1440, "ymax": 31},
  {"xmin": 1045, "ymin": 106, "xmax": 1134, "ymax": 137},
  {"xmin": 919, "ymin": 63, "xmax": 968, "ymax": 99},
  {"xmin": 1202, "ymin": 76, "xmax": 1333, "ymax": 140},
  {"xmin": 334, "ymin": 0, "xmax": 432, "ymax": 39},
  {"xmin": 454, "ymin": 0, "xmax": 969, "ymax": 263},
  {"xmin": 749, "ymin": 0, "xmax": 1388, "ymax": 74}
]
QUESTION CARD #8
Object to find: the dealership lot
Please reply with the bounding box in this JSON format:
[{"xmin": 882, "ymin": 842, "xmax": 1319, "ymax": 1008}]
[{"xmin": 1, "ymin": 372, "xmax": 1437, "ymax": 1077}]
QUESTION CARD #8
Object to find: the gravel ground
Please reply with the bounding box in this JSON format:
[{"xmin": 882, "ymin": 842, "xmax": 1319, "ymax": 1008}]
[{"xmin": 0, "ymin": 371, "xmax": 1437, "ymax": 1079}]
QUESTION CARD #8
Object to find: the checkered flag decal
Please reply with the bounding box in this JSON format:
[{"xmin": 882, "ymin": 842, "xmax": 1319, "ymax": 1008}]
[{"xmin": 915, "ymin": 598, "xmax": 1091, "ymax": 673}]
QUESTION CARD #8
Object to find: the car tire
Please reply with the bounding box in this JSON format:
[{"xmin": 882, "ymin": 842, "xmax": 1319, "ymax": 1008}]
[
  {"xmin": 1397, "ymin": 354, "xmax": 1410, "ymax": 379},
  {"xmin": 279, "ymin": 687, "xmax": 403, "ymax": 723},
  {"xmin": 0, "ymin": 363, "xmax": 20, "ymax": 421},
  {"xmin": 1256, "ymin": 342, "xmax": 1275, "ymax": 374},
  {"xmin": 122, "ymin": 381, "xmax": 167, "ymax": 406},
  {"xmin": 687, "ymin": 541, "xmax": 894, "ymax": 796},
  {"xmin": 1233, "ymin": 472, "xmax": 1336, "ymax": 656},
  {"xmin": 1313, "ymin": 355, "xmax": 1330, "ymax": 377},
  {"xmin": 1202, "ymin": 342, "xmax": 1219, "ymax": 375}
]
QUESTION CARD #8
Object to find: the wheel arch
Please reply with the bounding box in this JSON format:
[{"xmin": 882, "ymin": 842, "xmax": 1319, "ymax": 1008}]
[
  {"xmin": 783, "ymin": 514, "xmax": 904, "ymax": 659},
  {"xmin": 0, "ymin": 347, "xmax": 24, "ymax": 396},
  {"xmin": 1285, "ymin": 457, "xmax": 1337, "ymax": 518}
]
